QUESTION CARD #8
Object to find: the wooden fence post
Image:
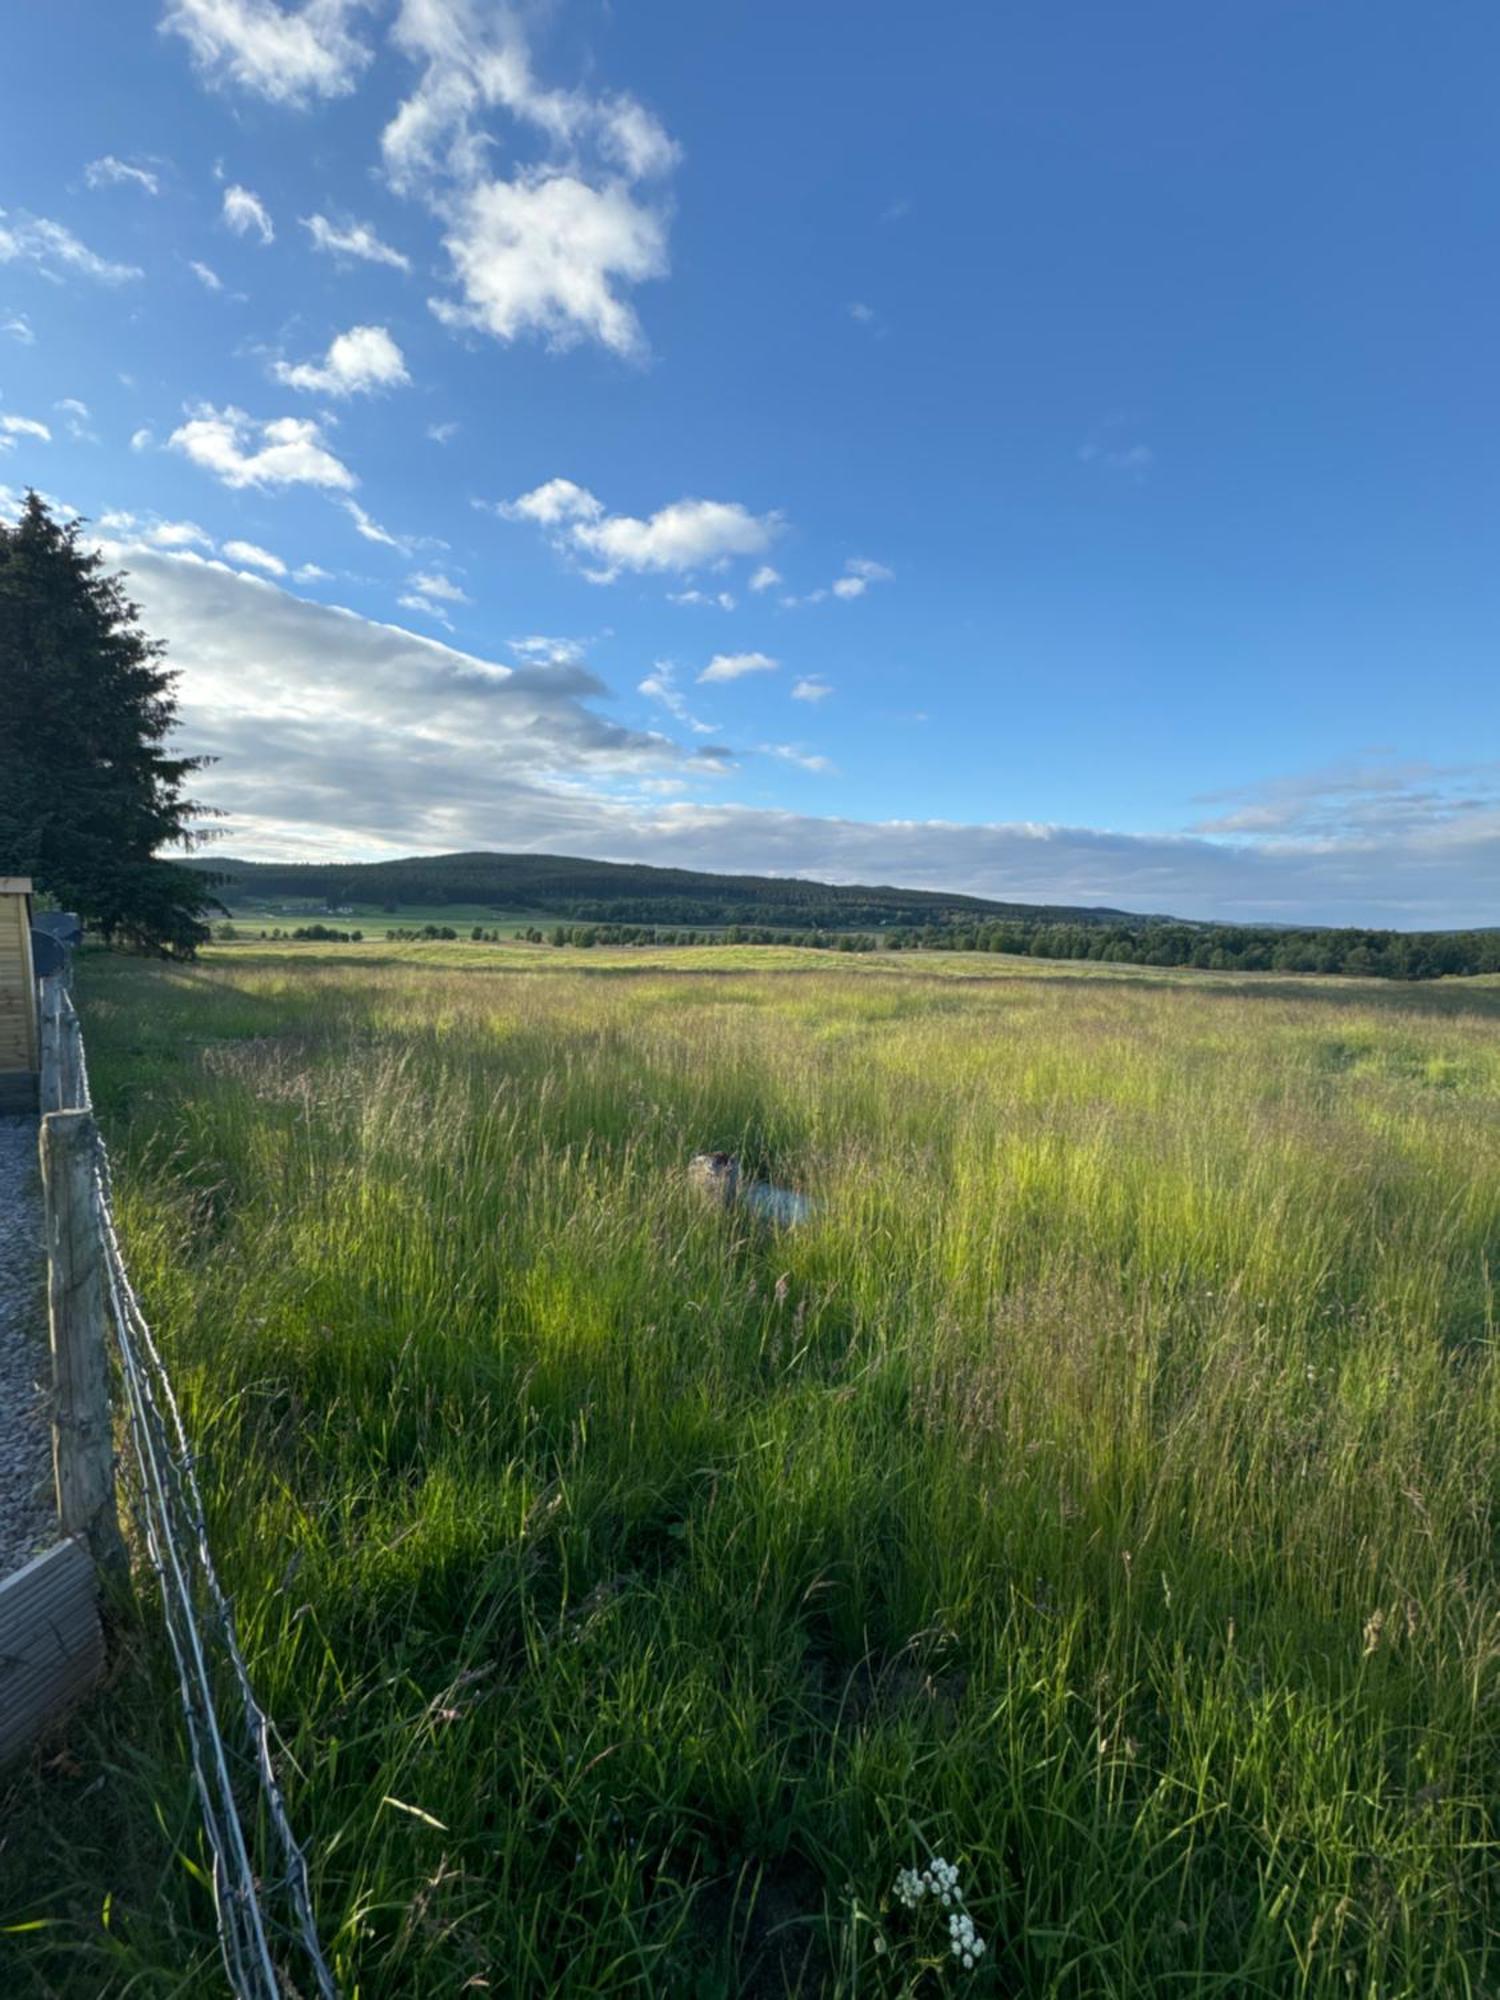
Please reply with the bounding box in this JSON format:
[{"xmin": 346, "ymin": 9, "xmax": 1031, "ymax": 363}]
[
  {"xmin": 38, "ymin": 975, "xmax": 62, "ymax": 1113},
  {"xmin": 40, "ymin": 1109, "xmax": 126, "ymax": 1576}
]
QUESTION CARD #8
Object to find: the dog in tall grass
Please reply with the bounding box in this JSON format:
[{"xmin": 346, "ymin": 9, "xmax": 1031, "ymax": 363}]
[{"xmin": 688, "ymin": 1152, "xmax": 811, "ymax": 1226}]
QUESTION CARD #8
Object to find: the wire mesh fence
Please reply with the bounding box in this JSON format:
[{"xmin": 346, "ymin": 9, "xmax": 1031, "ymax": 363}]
[{"xmin": 44, "ymin": 977, "xmax": 339, "ymax": 2000}]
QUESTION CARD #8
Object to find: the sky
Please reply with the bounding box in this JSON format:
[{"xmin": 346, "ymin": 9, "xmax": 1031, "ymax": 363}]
[{"xmin": 2, "ymin": 0, "xmax": 1497, "ymax": 927}]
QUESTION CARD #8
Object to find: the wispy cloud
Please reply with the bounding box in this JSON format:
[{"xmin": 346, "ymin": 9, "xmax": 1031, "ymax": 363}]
[
  {"xmin": 302, "ymin": 213, "xmax": 411, "ymax": 272},
  {"xmin": 54, "ymin": 397, "xmax": 97, "ymax": 442},
  {"xmin": 342, "ymin": 498, "xmax": 410, "ymax": 550},
  {"xmin": 0, "ymin": 413, "xmax": 52, "ymax": 450},
  {"xmin": 1078, "ymin": 416, "xmax": 1154, "ymax": 479},
  {"xmin": 638, "ymin": 660, "xmax": 718, "ymax": 735},
  {"xmin": 162, "ymin": 0, "xmax": 373, "ymax": 107},
  {"xmin": 782, "ymin": 557, "xmax": 893, "ymax": 607},
  {"xmin": 668, "ymin": 588, "xmax": 736, "ymax": 610},
  {"xmin": 697, "ymin": 651, "xmax": 778, "ymax": 685},
  {"xmin": 408, "ymin": 569, "xmax": 468, "ymax": 604},
  {"xmin": 85, "ymin": 155, "xmax": 160, "ymax": 196},
  {"xmin": 831, "ymin": 556, "xmax": 893, "ymax": 600},
  {"xmin": 382, "ymin": 3, "xmax": 679, "ymax": 358},
  {"xmin": 761, "ymin": 742, "xmax": 833, "ymax": 774},
  {"xmin": 791, "ymin": 677, "xmax": 833, "ymax": 703},
  {"xmin": 222, "ymin": 183, "xmax": 274, "ymax": 244},
  {"xmin": 98, "ymin": 509, "xmax": 213, "ymax": 550},
  {"xmin": 0, "ymin": 210, "xmax": 142, "ymax": 283}
]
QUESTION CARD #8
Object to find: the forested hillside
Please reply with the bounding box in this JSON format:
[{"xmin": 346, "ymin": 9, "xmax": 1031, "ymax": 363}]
[{"xmin": 193, "ymin": 850, "xmax": 1135, "ymax": 930}]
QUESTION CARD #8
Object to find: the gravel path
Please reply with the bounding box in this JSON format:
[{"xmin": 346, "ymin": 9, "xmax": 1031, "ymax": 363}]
[{"xmin": 0, "ymin": 1117, "xmax": 55, "ymax": 1577}]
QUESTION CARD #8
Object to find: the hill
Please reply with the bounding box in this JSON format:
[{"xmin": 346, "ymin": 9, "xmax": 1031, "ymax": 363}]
[{"xmin": 190, "ymin": 850, "xmax": 1140, "ymax": 932}]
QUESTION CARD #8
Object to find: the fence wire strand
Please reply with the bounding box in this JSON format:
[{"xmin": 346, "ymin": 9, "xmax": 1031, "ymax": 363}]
[{"xmin": 54, "ymin": 980, "xmax": 339, "ymax": 2000}]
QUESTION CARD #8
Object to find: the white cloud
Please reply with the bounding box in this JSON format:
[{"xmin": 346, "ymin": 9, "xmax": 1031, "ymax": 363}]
[
  {"xmin": 1, "ymin": 312, "xmax": 33, "ymax": 344},
  {"xmin": 398, "ymin": 591, "xmax": 452, "ymax": 628},
  {"xmin": 426, "ymin": 420, "xmax": 459, "ymax": 443},
  {"xmin": 162, "ymin": 0, "xmax": 372, "ymax": 106},
  {"xmin": 668, "ymin": 589, "xmax": 735, "ymax": 610},
  {"xmin": 848, "ymin": 301, "xmax": 875, "ymax": 324},
  {"xmin": 222, "ymin": 183, "xmax": 274, "ymax": 244},
  {"xmin": 501, "ymin": 476, "xmax": 601, "ymax": 528},
  {"xmin": 98, "ymin": 510, "xmax": 214, "ymax": 550},
  {"xmin": 791, "ymin": 677, "xmax": 832, "ymax": 703},
  {"xmin": 509, "ymin": 634, "xmax": 587, "ymax": 665},
  {"xmin": 0, "ymin": 413, "xmax": 51, "ymax": 450},
  {"xmin": 762, "ymin": 743, "xmax": 833, "ymax": 774},
  {"xmin": 698, "ymin": 651, "xmax": 778, "ymax": 685},
  {"xmin": 273, "ymin": 324, "xmax": 409, "ymax": 397},
  {"xmin": 500, "ymin": 477, "xmax": 780, "ymax": 582},
  {"xmin": 384, "ymin": 1, "xmax": 678, "ymax": 357},
  {"xmin": 384, "ymin": 1, "xmax": 680, "ymax": 192},
  {"xmin": 430, "ymin": 172, "xmax": 668, "ymax": 358},
  {"xmin": 408, "ymin": 568, "xmax": 468, "ymax": 603},
  {"xmin": 189, "ymin": 259, "xmax": 224, "ymax": 291},
  {"xmin": 341, "ymin": 498, "xmax": 409, "ymax": 550},
  {"xmin": 831, "ymin": 556, "xmax": 893, "ymax": 600},
  {"xmin": 222, "ymin": 537, "xmax": 286, "ymax": 575},
  {"xmin": 0, "ymin": 210, "xmax": 142, "ymax": 283},
  {"xmin": 294, "ymin": 561, "xmax": 331, "ymax": 583},
  {"xmin": 749, "ymin": 565, "xmax": 781, "ymax": 592},
  {"xmin": 130, "ymin": 426, "xmax": 155, "ymax": 452},
  {"xmin": 85, "ymin": 156, "xmax": 160, "ymax": 196},
  {"xmin": 169, "ymin": 404, "xmax": 356, "ymax": 491},
  {"xmin": 302, "ymin": 213, "xmax": 411, "ymax": 272}
]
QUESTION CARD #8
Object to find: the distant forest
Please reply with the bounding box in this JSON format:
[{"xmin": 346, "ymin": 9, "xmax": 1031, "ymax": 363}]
[{"xmin": 536, "ymin": 920, "xmax": 1500, "ymax": 978}]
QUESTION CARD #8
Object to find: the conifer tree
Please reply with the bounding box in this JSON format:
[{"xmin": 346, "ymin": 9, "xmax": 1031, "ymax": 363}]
[{"xmin": 0, "ymin": 492, "xmax": 220, "ymax": 953}]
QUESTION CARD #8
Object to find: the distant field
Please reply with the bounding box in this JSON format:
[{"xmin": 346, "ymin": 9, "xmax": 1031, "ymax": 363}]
[
  {"xmin": 4, "ymin": 945, "xmax": 1498, "ymax": 1995},
  {"xmin": 220, "ymin": 899, "xmax": 560, "ymax": 936}
]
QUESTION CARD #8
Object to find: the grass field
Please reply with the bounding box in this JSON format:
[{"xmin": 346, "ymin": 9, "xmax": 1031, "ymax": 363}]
[{"xmin": 4, "ymin": 945, "xmax": 1499, "ymax": 1996}]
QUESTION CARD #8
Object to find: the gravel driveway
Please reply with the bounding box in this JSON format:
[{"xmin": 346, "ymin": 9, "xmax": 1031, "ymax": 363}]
[{"xmin": 0, "ymin": 1117, "xmax": 55, "ymax": 1577}]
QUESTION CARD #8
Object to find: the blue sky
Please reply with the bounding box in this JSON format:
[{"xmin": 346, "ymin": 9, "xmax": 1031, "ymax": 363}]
[{"xmin": 2, "ymin": 1, "xmax": 1496, "ymax": 925}]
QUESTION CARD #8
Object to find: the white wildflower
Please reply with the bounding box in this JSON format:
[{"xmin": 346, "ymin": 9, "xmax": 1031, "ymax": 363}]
[
  {"xmin": 893, "ymin": 1866, "xmax": 926, "ymax": 1908},
  {"xmin": 948, "ymin": 1909, "xmax": 986, "ymax": 1968}
]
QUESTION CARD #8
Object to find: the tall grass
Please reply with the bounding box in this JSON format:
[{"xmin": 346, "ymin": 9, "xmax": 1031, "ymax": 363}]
[{"xmin": 4, "ymin": 946, "xmax": 1498, "ymax": 1996}]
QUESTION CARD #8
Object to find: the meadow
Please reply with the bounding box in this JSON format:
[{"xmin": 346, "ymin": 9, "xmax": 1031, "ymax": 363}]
[{"xmin": 3, "ymin": 942, "xmax": 1499, "ymax": 1996}]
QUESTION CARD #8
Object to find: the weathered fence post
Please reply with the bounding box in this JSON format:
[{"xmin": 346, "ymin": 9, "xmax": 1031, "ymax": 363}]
[
  {"xmin": 40, "ymin": 1108, "xmax": 126, "ymax": 1576},
  {"xmin": 37, "ymin": 974, "xmax": 62, "ymax": 1113}
]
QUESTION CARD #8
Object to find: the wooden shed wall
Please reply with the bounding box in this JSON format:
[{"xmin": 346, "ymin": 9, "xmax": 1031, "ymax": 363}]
[{"xmin": 0, "ymin": 887, "xmax": 39, "ymax": 1075}]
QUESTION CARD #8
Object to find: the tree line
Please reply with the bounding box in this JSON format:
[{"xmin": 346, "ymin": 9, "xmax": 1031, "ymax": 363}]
[
  {"xmin": 885, "ymin": 920, "xmax": 1500, "ymax": 977},
  {"xmin": 540, "ymin": 919, "xmax": 1499, "ymax": 978}
]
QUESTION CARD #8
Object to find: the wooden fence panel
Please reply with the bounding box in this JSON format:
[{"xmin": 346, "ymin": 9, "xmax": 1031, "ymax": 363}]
[{"xmin": 0, "ymin": 1539, "xmax": 103, "ymax": 1765}]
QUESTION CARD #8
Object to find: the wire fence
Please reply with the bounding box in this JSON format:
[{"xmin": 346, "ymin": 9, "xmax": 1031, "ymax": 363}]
[{"xmin": 45, "ymin": 976, "xmax": 339, "ymax": 2000}]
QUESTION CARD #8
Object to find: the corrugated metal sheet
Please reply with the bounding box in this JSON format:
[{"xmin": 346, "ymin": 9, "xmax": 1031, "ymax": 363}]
[{"xmin": 0, "ymin": 1538, "xmax": 103, "ymax": 1766}]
